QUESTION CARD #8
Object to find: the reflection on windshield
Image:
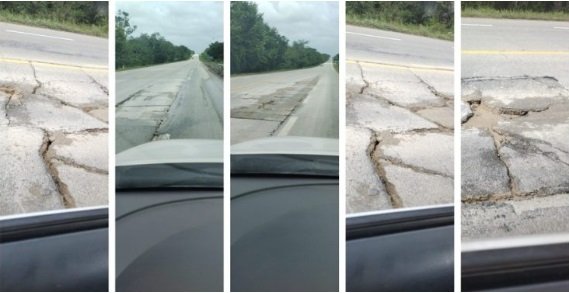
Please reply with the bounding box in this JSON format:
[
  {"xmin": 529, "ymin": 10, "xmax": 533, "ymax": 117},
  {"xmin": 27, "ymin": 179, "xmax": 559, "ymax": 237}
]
[
  {"xmin": 232, "ymin": 154, "xmax": 338, "ymax": 177},
  {"xmin": 116, "ymin": 163, "xmax": 223, "ymax": 189}
]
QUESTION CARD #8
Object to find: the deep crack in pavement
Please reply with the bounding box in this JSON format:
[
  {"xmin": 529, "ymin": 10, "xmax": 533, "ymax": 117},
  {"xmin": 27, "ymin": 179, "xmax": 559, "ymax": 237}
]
[
  {"xmin": 462, "ymin": 76, "xmax": 569, "ymax": 240},
  {"xmin": 0, "ymin": 61, "xmax": 108, "ymax": 216}
]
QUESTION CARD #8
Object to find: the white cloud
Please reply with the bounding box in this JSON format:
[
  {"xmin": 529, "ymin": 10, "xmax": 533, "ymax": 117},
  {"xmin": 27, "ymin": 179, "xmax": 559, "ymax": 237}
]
[{"xmin": 116, "ymin": 1, "xmax": 223, "ymax": 53}]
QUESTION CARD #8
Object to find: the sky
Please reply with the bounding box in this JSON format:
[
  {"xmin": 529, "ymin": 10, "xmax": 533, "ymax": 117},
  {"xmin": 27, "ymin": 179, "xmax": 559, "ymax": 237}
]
[
  {"xmin": 116, "ymin": 1, "xmax": 223, "ymax": 53},
  {"xmin": 256, "ymin": 1, "xmax": 339, "ymax": 56}
]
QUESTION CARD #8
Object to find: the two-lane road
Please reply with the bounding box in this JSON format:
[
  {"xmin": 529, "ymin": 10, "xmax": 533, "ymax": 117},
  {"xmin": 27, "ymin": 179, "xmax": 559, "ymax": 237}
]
[
  {"xmin": 461, "ymin": 17, "xmax": 569, "ymax": 241},
  {"xmin": 116, "ymin": 56, "xmax": 223, "ymax": 153},
  {"xmin": 231, "ymin": 62, "xmax": 339, "ymax": 144},
  {"xmin": 1, "ymin": 23, "xmax": 109, "ymax": 214},
  {"xmin": 462, "ymin": 17, "xmax": 569, "ymax": 87},
  {"xmin": 347, "ymin": 24, "xmax": 454, "ymax": 68},
  {"xmin": 0, "ymin": 21, "xmax": 107, "ymax": 67},
  {"xmin": 346, "ymin": 25, "xmax": 454, "ymax": 213}
]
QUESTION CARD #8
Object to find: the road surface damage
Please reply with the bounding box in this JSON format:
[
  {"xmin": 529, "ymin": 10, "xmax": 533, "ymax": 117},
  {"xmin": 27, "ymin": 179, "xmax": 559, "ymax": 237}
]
[
  {"xmin": 462, "ymin": 75, "xmax": 569, "ymax": 240},
  {"xmin": 0, "ymin": 62, "xmax": 108, "ymax": 215},
  {"xmin": 347, "ymin": 60, "xmax": 454, "ymax": 213}
]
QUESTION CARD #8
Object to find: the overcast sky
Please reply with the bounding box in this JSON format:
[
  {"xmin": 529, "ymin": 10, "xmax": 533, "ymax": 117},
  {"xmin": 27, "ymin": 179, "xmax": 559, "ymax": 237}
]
[
  {"xmin": 116, "ymin": 1, "xmax": 223, "ymax": 53},
  {"xmin": 256, "ymin": 1, "xmax": 338, "ymax": 56}
]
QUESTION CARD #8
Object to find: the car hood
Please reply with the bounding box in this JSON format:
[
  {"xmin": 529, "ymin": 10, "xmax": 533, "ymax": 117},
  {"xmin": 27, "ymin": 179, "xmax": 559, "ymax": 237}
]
[
  {"xmin": 232, "ymin": 136, "xmax": 338, "ymax": 156},
  {"xmin": 116, "ymin": 139, "xmax": 222, "ymax": 166}
]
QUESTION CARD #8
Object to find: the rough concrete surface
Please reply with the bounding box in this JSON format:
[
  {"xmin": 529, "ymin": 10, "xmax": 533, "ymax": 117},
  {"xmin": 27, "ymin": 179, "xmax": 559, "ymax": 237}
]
[
  {"xmin": 115, "ymin": 57, "xmax": 222, "ymax": 153},
  {"xmin": 231, "ymin": 62, "xmax": 338, "ymax": 144},
  {"xmin": 0, "ymin": 62, "xmax": 108, "ymax": 216},
  {"xmin": 346, "ymin": 26, "xmax": 454, "ymax": 213},
  {"xmin": 462, "ymin": 80, "xmax": 569, "ymax": 239}
]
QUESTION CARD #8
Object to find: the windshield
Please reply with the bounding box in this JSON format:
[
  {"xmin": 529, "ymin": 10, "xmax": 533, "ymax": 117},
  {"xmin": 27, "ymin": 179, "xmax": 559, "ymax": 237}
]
[
  {"xmin": 114, "ymin": 1, "xmax": 224, "ymax": 188},
  {"xmin": 0, "ymin": 2, "xmax": 109, "ymax": 217},
  {"xmin": 230, "ymin": 1, "xmax": 339, "ymax": 169},
  {"xmin": 460, "ymin": 2, "xmax": 569, "ymax": 243},
  {"xmin": 345, "ymin": 2, "xmax": 455, "ymax": 215}
]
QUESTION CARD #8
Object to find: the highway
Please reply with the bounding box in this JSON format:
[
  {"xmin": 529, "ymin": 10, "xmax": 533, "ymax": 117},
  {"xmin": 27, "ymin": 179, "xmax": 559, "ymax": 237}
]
[
  {"xmin": 346, "ymin": 25, "xmax": 454, "ymax": 213},
  {"xmin": 461, "ymin": 18, "xmax": 569, "ymax": 241},
  {"xmin": 347, "ymin": 24, "xmax": 453, "ymax": 68},
  {"xmin": 230, "ymin": 62, "xmax": 338, "ymax": 144},
  {"xmin": 0, "ymin": 22, "xmax": 107, "ymax": 67},
  {"xmin": 462, "ymin": 17, "xmax": 569, "ymax": 87},
  {"xmin": 116, "ymin": 56, "xmax": 223, "ymax": 153},
  {"xmin": 0, "ymin": 23, "xmax": 108, "ymax": 215}
]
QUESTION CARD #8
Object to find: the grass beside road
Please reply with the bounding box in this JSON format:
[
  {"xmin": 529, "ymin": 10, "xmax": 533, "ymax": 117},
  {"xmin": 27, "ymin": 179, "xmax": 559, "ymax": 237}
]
[
  {"xmin": 0, "ymin": 12, "xmax": 108, "ymax": 37},
  {"xmin": 347, "ymin": 14, "xmax": 453, "ymax": 41},
  {"xmin": 462, "ymin": 7, "xmax": 569, "ymax": 22},
  {"xmin": 199, "ymin": 54, "xmax": 223, "ymax": 77}
]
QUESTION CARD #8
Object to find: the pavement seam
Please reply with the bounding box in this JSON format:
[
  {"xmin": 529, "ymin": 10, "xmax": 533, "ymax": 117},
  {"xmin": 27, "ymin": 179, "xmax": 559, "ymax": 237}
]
[
  {"xmin": 411, "ymin": 69, "xmax": 452, "ymax": 101},
  {"xmin": 270, "ymin": 77, "xmax": 320, "ymax": 136},
  {"xmin": 39, "ymin": 130, "xmax": 76, "ymax": 208},
  {"xmin": 368, "ymin": 133, "xmax": 402, "ymax": 209},
  {"xmin": 356, "ymin": 62, "xmax": 370, "ymax": 94},
  {"xmin": 0, "ymin": 86, "xmax": 20, "ymax": 126},
  {"xmin": 488, "ymin": 128, "xmax": 516, "ymax": 196},
  {"xmin": 83, "ymin": 70, "xmax": 109, "ymax": 95},
  {"xmin": 116, "ymin": 88, "xmax": 144, "ymax": 107},
  {"xmin": 381, "ymin": 154, "xmax": 453, "ymax": 179},
  {"xmin": 29, "ymin": 62, "xmax": 42, "ymax": 94}
]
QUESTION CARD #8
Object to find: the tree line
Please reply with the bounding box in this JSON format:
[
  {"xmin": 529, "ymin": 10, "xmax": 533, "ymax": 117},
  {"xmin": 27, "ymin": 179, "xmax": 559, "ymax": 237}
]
[
  {"xmin": 231, "ymin": 2, "xmax": 330, "ymax": 74},
  {"xmin": 201, "ymin": 41, "xmax": 224, "ymax": 63},
  {"xmin": 115, "ymin": 10, "xmax": 194, "ymax": 70},
  {"xmin": 462, "ymin": 2, "xmax": 569, "ymax": 13},
  {"xmin": 346, "ymin": 1, "xmax": 454, "ymax": 29},
  {"xmin": 0, "ymin": 1, "xmax": 108, "ymax": 27}
]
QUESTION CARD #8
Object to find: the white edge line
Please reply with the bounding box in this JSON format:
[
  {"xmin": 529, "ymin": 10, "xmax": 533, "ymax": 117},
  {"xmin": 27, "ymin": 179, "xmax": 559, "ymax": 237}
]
[
  {"xmin": 5, "ymin": 29, "xmax": 74, "ymax": 41},
  {"xmin": 277, "ymin": 116, "xmax": 298, "ymax": 136},
  {"xmin": 461, "ymin": 23, "xmax": 493, "ymax": 27},
  {"xmin": 553, "ymin": 26, "xmax": 569, "ymax": 30},
  {"xmin": 346, "ymin": 31, "xmax": 401, "ymax": 41}
]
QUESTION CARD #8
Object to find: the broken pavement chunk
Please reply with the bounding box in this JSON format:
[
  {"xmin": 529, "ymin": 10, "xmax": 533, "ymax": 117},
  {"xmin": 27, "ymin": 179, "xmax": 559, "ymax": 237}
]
[
  {"xmin": 461, "ymin": 128, "xmax": 511, "ymax": 199},
  {"xmin": 462, "ymin": 76, "xmax": 569, "ymax": 114},
  {"xmin": 346, "ymin": 126, "xmax": 391, "ymax": 213},
  {"xmin": 0, "ymin": 126, "xmax": 63, "ymax": 215}
]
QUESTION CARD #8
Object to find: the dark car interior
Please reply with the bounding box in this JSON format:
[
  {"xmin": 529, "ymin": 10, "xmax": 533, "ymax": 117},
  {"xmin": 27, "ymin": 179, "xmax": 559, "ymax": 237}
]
[
  {"xmin": 0, "ymin": 207, "xmax": 108, "ymax": 292},
  {"xmin": 230, "ymin": 151, "xmax": 339, "ymax": 292},
  {"xmin": 116, "ymin": 188, "xmax": 223, "ymax": 292},
  {"xmin": 346, "ymin": 205, "xmax": 454, "ymax": 292},
  {"xmin": 462, "ymin": 239, "xmax": 569, "ymax": 292}
]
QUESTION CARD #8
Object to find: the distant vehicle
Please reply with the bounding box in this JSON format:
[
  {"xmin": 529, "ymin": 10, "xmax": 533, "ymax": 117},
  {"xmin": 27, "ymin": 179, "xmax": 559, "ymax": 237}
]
[
  {"xmin": 115, "ymin": 139, "xmax": 223, "ymax": 292},
  {"xmin": 462, "ymin": 234, "xmax": 569, "ymax": 291},
  {"xmin": 231, "ymin": 136, "xmax": 339, "ymax": 291},
  {"xmin": 0, "ymin": 207, "xmax": 108, "ymax": 292},
  {"xmin": 346, "ymin": 204, "xmax": 454, "ymax": 292}
]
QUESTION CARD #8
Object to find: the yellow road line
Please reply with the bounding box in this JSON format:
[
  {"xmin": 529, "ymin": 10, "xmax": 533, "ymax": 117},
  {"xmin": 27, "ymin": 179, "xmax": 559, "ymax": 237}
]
[
  {"xmin": 346, "ymin": 59, "xmax": 453, "ymax": 73},
  {"xmin": 463, "ymin": 50, "xmax": 569, "ymax": 55},
  {"xmin": 0, "ymin": 57, "xmax": 108, "ymax": 72}
]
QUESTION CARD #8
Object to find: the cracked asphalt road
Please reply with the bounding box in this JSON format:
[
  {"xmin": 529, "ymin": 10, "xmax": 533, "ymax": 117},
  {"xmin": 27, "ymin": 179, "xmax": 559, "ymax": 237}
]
[
  {"xmin": 346, "ymin": 25, "xmax": 454, "ymax": 213},
  {"xmin": 0, "ymin": 23, "xmax": 108, "ymax": 216},
  {"xmin": 461, "ymin": 18, "xmax": 569, "ymax": 241},
  {"xmin": 230, "ymin": 62, "xmax": 339, "ymax": 144},
  {"xmin": 116, "ymin": 56, "xmax": 223, "ymax": 153}
]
